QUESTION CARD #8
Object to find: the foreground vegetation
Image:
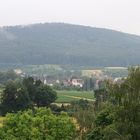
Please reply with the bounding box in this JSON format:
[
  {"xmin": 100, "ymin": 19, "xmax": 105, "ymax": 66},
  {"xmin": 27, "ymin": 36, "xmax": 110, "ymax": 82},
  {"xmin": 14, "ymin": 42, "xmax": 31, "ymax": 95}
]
[
  {"xmin": 86, "ymin": 67, "xmax": 140, "ymax": 140},
  {"xmin": 0, "ymin": 117, "xmax": 4, "ymax": 128},
  {"xmin": 0, "ymin": 67, "xmax": 140, "ymax": 139},
  {"xmin": 0, "ymin": 108, "xmax": 76, "ymax": 140}
]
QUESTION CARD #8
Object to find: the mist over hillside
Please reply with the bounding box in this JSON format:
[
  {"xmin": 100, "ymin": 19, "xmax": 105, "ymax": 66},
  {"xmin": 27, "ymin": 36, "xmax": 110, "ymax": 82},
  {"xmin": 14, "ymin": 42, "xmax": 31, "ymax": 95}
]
[{"xmin": 0, "ymin": 23, "xmax": 140, "ymax": 68}]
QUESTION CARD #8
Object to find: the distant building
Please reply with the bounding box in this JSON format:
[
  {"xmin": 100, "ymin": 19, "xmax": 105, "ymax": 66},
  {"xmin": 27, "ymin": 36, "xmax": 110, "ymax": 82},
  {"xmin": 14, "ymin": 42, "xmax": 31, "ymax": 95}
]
[
  {"xmin": 113, "ymin": 77, "xmax": 126, "ymax": 84},
  {"xmin": 14, "ymin": 69, "xmax": 23, "ymax": 75},
  {"xmin": 44, "ymin": 79, "xmax": 47, "ymax": 85},
  {"xmin": 43, "ymin": 76, "xmax": 60, "ymax": 86},
  {"xmin": 71, "ymin": 78, "xmax": 84, "ymax": 87}
]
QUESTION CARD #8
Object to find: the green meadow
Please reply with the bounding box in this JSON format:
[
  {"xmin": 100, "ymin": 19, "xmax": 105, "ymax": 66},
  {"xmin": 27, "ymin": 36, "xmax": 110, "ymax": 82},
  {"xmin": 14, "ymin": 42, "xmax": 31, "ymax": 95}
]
[{"xmin": 55, "ymin": 90, "xmax": 95, "ymax": 103}]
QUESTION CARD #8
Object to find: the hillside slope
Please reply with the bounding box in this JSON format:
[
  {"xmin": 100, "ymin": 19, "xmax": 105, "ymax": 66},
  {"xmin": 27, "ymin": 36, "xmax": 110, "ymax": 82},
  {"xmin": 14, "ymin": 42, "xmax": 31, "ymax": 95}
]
[{"xmin": 0, "ymin": 23, "xmax": 140, "ymax": 67}]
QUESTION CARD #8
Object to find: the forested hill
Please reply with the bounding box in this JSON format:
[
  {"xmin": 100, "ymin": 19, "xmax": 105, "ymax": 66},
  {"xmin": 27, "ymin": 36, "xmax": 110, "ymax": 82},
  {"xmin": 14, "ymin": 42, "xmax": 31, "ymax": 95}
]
[{"xmin": 0, "ymin": 23, "xmax": 140, "ymax": 67}]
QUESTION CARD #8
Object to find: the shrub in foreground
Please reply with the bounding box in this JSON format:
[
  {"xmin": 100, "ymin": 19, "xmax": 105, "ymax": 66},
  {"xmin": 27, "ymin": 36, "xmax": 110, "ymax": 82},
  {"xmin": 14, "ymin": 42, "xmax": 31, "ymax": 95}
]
[{"xmin": 0, "ymin": 108, "xmax": 76, "ymax": 140}]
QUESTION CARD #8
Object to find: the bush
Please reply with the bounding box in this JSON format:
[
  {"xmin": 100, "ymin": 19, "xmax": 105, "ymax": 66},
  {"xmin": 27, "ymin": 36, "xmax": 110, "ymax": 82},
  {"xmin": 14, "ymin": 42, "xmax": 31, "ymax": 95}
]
[{"xmin": 0, "ymin": 108, "xmax": 76, "ymax": 140}]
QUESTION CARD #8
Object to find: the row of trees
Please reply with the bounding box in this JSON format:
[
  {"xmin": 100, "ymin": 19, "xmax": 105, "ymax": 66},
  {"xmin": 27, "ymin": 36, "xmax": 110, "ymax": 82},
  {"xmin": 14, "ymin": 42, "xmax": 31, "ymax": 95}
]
[{"xmin": 0, "ymin": 77, "xmax": 57, "ymax": 115}]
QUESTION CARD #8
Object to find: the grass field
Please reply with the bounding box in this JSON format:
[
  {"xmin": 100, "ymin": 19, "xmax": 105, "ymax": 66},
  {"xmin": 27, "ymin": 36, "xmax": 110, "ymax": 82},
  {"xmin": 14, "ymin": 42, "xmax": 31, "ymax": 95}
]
[{"xmin": 55, "ymin": 90, "xmax": 95, "ymax": 103}]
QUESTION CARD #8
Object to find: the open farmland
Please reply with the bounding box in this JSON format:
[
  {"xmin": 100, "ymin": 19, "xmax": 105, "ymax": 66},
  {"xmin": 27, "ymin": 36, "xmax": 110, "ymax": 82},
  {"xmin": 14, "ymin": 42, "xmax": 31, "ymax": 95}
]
[{"xmin": 55, "ymin": 90, "xmax": 95, "ymax": 103}]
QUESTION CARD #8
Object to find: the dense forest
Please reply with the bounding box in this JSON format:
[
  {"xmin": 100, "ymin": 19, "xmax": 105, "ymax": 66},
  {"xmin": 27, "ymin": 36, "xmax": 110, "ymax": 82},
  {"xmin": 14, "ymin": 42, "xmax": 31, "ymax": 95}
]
[{"xmin": 0, "ymin": 23, "xmax": 140, "ymax": 67}]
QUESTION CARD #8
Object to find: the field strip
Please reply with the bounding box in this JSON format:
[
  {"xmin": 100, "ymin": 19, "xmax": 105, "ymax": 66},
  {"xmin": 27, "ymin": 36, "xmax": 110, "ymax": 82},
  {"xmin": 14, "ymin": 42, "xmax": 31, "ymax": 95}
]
[{"xmin": 63, "ymin": 95, "xmax": 95, "ymax": 101}]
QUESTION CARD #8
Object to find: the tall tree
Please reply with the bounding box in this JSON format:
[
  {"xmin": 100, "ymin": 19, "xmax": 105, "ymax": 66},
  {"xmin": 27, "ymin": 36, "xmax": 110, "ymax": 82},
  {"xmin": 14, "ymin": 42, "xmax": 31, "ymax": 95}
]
[
  {"xmin": 0, "ymin": 81, "xmax": 30, "ymax": 115},
  {"xmin": 86, "ymin": 67, "xmax": 140, "ymax": 140},
  {"xmin": 34, "ymin": 84, "xmax": 57, "ymax": 107},
  {"xmin": 0, "ymin": 77, "xmax": 57, "ymax": 115},
  {"xmin": 103, "ymin": 67, "xmax": 140, "ymax": 140}
]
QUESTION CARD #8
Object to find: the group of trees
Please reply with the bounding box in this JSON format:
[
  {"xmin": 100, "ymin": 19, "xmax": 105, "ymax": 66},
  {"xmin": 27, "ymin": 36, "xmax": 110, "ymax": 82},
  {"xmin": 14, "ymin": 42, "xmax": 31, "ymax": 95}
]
[
  {"xmin": 86, "ymin": 67, "xmax": 140, "ymax": 140},
  {"xmin": 59, "ymin": 67, "xmax": 140, "ymax": 139},
  {"xmin": 0, "ymin": 77, "xmax": 57, "ymax": 115},
  {"xmin": 0, "ymin": 108, "xmax": 76, "ymax": 140}
]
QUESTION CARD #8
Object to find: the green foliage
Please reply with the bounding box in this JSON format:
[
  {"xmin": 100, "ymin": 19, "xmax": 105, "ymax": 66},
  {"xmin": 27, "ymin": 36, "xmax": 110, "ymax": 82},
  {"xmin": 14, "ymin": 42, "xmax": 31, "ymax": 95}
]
[
  {"xmin": 0, "ymin": 117, "xmax": 4, "ymax": 127},
  {"xmin": 86, "ymin": 105, "xmax": 114, "ymax": 140},
  {"xmin": 71, "ymin": 99, "xmax": 90, "ymax": 110},
  {"xmin": 34, "ymin": 85, "xmax": 57, "ymax": 107},
  {"xmin": 68, "ymin": 99, "xmax": 96, "ymax": 139},
  {"xmin": 0, "ymin": 77, "xmax": 57, "ymax": 115},
  {"xmin": 95, "ymin": 107, "xmax": 114, "ymax": 128},
  {"xmin": 0, "ymin": 70, "xmax": 19, "ymax": 84},
  {"xmin": 86, "ymin": 127, "xmax": 103, "ymax": 140},
  {"xmin": 106, "ymin": 67, "xmax": 140, "ymax": 140},
  {"xmin": 94, "ymin": 89, "xmax": 108, "ymax": 110},
  {"xmin": 56, "ymin": 90, "xmax": 94, "ymax": 103},
  {"xmin": 0, "ymin": 108, "xmax": 76, "ymax": 140},
  {"xmin": 86, "ymin": 67, "xmax": 140, "ymax": 140},
  {"xmin": 0, "ymin": 81, "xmax": 30, "ymax": 115}
]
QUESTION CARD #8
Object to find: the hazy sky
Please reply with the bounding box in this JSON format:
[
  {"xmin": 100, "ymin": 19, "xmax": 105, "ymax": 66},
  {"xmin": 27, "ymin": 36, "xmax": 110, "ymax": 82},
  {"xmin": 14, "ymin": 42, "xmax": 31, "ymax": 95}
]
[{"xmin": 0, "ymin": 0, "xmax": 140, "ymax": 35}]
